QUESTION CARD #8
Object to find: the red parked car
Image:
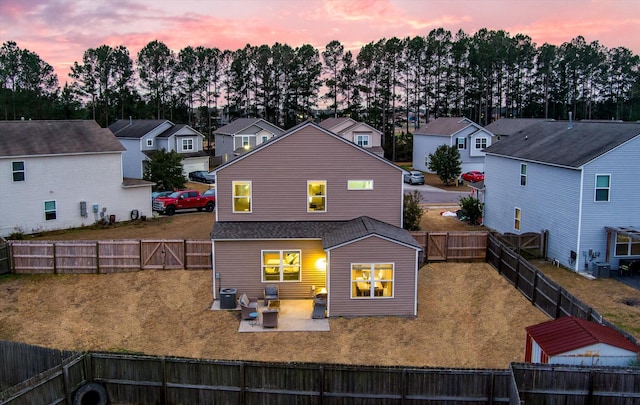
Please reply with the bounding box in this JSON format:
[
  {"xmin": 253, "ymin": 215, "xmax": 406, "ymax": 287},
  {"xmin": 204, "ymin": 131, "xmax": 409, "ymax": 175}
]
[{"xmin": 461, "ymin": 171, "xmax": 485, "ymax": 183}]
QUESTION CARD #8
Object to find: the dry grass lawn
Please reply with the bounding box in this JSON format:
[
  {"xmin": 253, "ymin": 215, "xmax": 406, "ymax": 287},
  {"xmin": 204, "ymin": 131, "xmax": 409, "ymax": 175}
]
[{"xmin": 1, "ymin": 181, "xmax": 638, "ymax": 369}]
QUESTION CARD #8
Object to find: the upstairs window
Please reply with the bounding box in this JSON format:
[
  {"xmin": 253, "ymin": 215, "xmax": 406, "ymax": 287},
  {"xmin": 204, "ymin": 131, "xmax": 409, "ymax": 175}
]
[
  {"xmin": 348, "ymin": 180, "xmax": 373, "ymax": 190},
  {"xmin": 475, "ymin": 138, "xmax": 488, "ymax": 149},
  {"xmin": 233, "ymin": 181, "xmax": 252, "ymax": 212},
  {"xmin": 261, "ymin": 135, "xmax": 268, "ymax": 144},
  {"xmin": 456, "ymin": 138, "xmax": 466, "ymax": 149},
  {"xmin": 514, "ymin": 208, "xmax": 521, "ymax": 231},
  {"xmin": 241, "ymin": 136, "xmax": 250, "ymax": 148},
  {"xmin": 146, "ymin": 139, "xmax": 153, "ymax": 147},
  {"xmin": 595, "ymin": 174, "xmax": 610, "ymax": 202},
  {"xmin": 355, "ymin": 134, "xmax": 370, "ymax": 147},
  {"xmin": 520, "ymin": 164, "xmax": 527, "ymax": 186},
  {"xmin": 182, "ymin": 138, "xmax": 193, "ymax": 151},
  {"xmin": 44, "ymin": 200, "xmax": 57, "ymax": 220},
  {"xmin": 308, "ymin": 181, "xmax": 326, "ymax": 212},
  {"xmin": 12, "ymin": 161, "xmax": 25, "ymax": 182}
]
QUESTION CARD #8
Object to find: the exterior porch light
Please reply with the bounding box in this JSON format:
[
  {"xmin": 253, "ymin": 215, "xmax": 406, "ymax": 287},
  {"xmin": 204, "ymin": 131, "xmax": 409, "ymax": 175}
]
[{"xmin": 315, "ymin": 258, "xmax": 327, "ymax": 271}]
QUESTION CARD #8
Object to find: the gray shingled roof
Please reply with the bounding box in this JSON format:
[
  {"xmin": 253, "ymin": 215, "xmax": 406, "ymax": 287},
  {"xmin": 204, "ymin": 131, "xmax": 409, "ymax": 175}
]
[
  {"xmin": 211, "ymin": 216, "xmax": 422, "ymax": 251},
  {"xmin": 215, "ymin": 118, "xmax": 284, "ymax": 136},
  {"xmin": 414, "ymin": 117, "xmax": 474, "ymax": 136},
  {"xmin": 0, "ymin": 120, "xmax": 125, "ymax": 157},
  {"xmin": 109, "ymin": 119, "xmax": 170, "ymax": 138},
  {"xmin": 484, "ymin": 121, "xmax": 640, "ymax": 168},
  {"xmin": 484, "ymin": 118, "xmax": 555, "ymax": 136},
  {"xmin": 319, "ymin": 117, "xmax": 354, "ymax": 130}
]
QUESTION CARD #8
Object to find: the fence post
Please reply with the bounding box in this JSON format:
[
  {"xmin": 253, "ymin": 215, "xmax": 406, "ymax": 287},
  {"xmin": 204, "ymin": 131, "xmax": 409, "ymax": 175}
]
[
  {"xmin": 515, "ymin": 258, "xmax": 521, "ymax": 290},
  {"xmin": 240, "ymin": 361, "xmax": 245, "ymax": 405},
  {"xmin": 161, "ymin": 356, "xmax": 167, "ymax": 405},
  {"xmin": 95, "ymin": 241, "xmax": 100, "ymax": 275},
  {"xmin": 555, "ymin": 288, "xmax": 563, "ymax": 319},
  {"xmin": 319, "ymin": 365, "xmax": 324, "ymax": 403},
  {"xmin": 53, "ymin": 242, "xmax": 58, "ymax": 274},
  {"xmin": 531, "ymin": 271, "xmax": 538, "ymax": 306}
]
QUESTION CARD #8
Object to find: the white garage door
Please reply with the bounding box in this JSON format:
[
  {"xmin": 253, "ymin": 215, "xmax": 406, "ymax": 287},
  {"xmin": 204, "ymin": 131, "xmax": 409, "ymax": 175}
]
[{"xmin": 182, "ymin": 157, "xmax": 209, "ymax": 177}]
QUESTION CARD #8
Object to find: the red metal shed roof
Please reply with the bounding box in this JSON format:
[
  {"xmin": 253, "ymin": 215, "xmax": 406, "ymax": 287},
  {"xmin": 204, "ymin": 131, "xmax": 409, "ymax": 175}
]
[{"xmin": 526, "ymin": 316, "xmax": 640, "ymax": 356}]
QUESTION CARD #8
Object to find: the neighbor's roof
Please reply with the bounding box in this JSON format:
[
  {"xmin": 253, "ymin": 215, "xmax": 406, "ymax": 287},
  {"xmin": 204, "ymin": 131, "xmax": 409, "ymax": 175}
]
[
  {"xmin": 526, "ymin": 316, "xmax": 640, "ymax": 355},
  {"xmin": 319, "ymin": 117, "xmax": 356, "ymax": 130},
  {"xmin": 484, "ymin": 118, "xmax": 555, "ymax": 136},
  {"xmin": 108, "ymin": 119, "xmax": 170, "ymax": 138},
  {"xmin": 0, "ymin": 120, "xmax": 125, "ymax": 157},
  {"xmin": 211, "ymin": 216, "xmax": 422, "ymax": 251},
  {"xmin": 214, "ymin": 118, "xmax": 284, "ymax": 136},
  {"xmin": 484, "ymin": 121, "xmax": 640, "ymax": 168},
  {"xmin": 414, "ymin": 117, "xmax": 476, "ymax": 136}
]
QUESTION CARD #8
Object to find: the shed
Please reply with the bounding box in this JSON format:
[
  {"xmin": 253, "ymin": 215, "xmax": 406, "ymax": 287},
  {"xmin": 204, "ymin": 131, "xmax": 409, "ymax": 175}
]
[{"xmin": 525, "ymin": 316, "xmax": 640, "ymax": 367}]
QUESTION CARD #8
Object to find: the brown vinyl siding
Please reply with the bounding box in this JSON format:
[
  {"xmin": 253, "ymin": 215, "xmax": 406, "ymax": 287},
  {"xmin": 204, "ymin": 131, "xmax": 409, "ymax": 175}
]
[
  {"xmin": 213, "ymin": 239, "xmax": 327, "ymax": 300},
  {"xmin": 328, "ymin": 236, "xmax": 417, "ymax": 317},
  {"xmin": 216, "ymin": 125, "xmax": 402, "ymax": 225}
]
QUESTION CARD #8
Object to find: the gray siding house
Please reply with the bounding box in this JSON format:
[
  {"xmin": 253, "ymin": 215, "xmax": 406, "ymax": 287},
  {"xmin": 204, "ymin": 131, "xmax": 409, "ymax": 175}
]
[
  {"xmin": 211, "ymin": 122, "xmax": 422, "ymax": 317},
  {"xmin": 213, "ymin": 118, "xmax": 284, "ymax": 163},
  {"xmin": 483, "ymin": 121, "xmax": 640, "ymax": 274},
  {"xmin": 319, "ymin": 117, "xmax": 384, "ymax": 157},
  {"xmin": 412, "ymin": 117, "xmax": 493, "ymax": 173},
  {"xmin": 109, "ymin": 119, "xmax": 209, "ymax": 179}
]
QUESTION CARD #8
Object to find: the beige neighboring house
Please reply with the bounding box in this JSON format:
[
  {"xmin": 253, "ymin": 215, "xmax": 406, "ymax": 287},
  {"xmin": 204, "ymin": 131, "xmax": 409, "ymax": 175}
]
[
  {"xmin": 319, "ymin": 117, "xmax": 384, "ymax": 157},
  {"xmin": 0, "ymin": 120, "xmax": 153, "ymax": 237},
  {"xmin": 211, "ymin": 121, "xmax": 422, "ymax": 317}
]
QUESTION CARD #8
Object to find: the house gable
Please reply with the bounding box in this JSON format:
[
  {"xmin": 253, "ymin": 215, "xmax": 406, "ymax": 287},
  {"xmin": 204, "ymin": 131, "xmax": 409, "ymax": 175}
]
[{"xmin": 214, "ymin": 122, "xmax": 403, "ymax": 225}]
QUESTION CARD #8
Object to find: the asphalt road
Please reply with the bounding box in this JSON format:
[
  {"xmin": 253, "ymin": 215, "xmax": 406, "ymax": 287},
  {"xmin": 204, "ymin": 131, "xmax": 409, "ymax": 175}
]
[{"xmin": 403, "ymin": 182, "xmax": 471, "ymax": 206}]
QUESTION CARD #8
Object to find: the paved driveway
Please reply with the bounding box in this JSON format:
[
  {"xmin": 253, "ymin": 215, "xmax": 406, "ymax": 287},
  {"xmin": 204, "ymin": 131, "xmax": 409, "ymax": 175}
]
[{"xmin": 404, "ymin": 183, "xmax": 471, "ymax": 205}]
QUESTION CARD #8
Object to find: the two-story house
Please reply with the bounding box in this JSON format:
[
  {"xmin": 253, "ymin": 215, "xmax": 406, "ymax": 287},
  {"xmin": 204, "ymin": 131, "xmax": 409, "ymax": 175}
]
[
  {"xmin": 0, "ymin": 120, "xmax": 153, "ymax": 237},
  {"xmin": 319, "ymin": 117, "xmax": 384, "ymax": 157},
  {"xmin": 483, "ymin": 121, "xmax": 640, "ymax": 274},
  {"xmin": 412, "ymin": 117, "xmax": 493, "ymax": 174},
  {"xmin": 213, "ymin": 118, "xmax": 285, "ymax": 162},
  {"xmin": 109, "ymin": 119, "xmax": 209, "ymax": 179},
  {"xmin": 211, "ymin": 122, "xmax": 422, "ymax": 317}
]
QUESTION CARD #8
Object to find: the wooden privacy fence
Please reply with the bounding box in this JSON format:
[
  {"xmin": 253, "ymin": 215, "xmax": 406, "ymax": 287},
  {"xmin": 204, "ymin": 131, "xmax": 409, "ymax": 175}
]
[
  {"xmin": 492, "ymin": 231, "xmax": 546, "ymax": 259},
  {"xmin": 4, "ymin": 346, "xmax": 640, "ymax": 405},
  {"xmin": 8, "ymin": 239, "xmax": 212, "ymax": 274},
  {"xmin": 410, "ymin": 231, "xmax": 488, "ymax": 262},
  {"xmin": 486, "ymin": 233, "xmax": 640, "ymax": 347},
  {"xmin": 0, "ymin": 238, "xmax": 9, "ymax": 275}
]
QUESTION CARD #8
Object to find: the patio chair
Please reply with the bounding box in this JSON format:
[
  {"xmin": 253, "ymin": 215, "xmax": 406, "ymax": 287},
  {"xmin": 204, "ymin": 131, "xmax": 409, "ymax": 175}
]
[
  {"xmin": 264, "ymin": 284, "xmax": 279, "ymax": 306},
  {"xmin": 238, "ymin": 293, "xmax": 258, "ymax": 320},
  {"xmin": 262, "ymin": 309, "xmax": 279, "ymax": 328}
]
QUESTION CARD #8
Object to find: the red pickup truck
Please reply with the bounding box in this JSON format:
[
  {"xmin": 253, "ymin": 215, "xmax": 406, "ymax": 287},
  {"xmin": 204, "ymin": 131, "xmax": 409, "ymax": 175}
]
[{"xmin": 152, "ymin": 190, "xmax": 216, "ymax": 216}]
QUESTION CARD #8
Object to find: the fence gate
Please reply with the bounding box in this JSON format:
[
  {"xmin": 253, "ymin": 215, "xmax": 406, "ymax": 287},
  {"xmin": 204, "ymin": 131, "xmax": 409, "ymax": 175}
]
[
  {"xmin": 0, "ymin": 238, "xmax": 9, "ymax": 274},
  {"xmin": 427, "ymin": 232, "xmax": 448, "ymax": 261},
  {"xmin": 141, "ymin": 240, "xmax": 185, "ymax": 269}
]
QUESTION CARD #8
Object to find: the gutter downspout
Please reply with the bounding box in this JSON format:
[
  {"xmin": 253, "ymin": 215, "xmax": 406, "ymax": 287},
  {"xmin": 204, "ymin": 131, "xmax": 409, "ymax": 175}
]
[{"xmin": 575, "ymin": 168, "xmax": 584, "ymax": 272}]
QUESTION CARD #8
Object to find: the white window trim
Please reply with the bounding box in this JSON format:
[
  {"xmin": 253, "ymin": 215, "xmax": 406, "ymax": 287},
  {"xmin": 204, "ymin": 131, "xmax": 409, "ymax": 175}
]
[
  {"xmin": 347, "ymin": 180, "xmax": 374, "ymax": 190},
  {"xmin": 241, "ymin": 136, "xmax": 251, "ymax": 148},
  {"xmin": 350, "ymin": 263, "xmax": 394, "ymax": 299},
  {"xmin": 232, "ymin": 180, "xmax": 252, "ymax": 213},
  {"xmin": 594, "ymin": 174, "xmax": 611, "ymax": 202},
  {"xmin": 261, "ymin": 250, "xmax": 302, "ymax": 282},
  {"xmin": 307, "ymin": 180, "xmax": 327, "ymax": 213},
  {"xmin": 146, "ymin": 138, "xmax": 153, "ymax": 147},
  {"xmin": 475, "ymin": 137, "xmax": 488, "ymax": 149},
  {"xmin": 520, "ymin": 163, "xmax": 527, "ymax": 187},
  {"xmin": 261, "ymin": 135, "xmax": 268, "ymax": 144},
  {"xmin": 456, "ymin": 137, "xmax": 466, "ymax": 149},
  {"xmin": 614, "ymin": 233, "xmax": 640, "ymax": 257},
  {"xmin": 181, "ymin": 138, "xmax": 194, "ymax": 152},
  {"xmin": 355, "ymin": 134, "xmax": 370, "ymax": 147},
  {"xmin": 44, "ymin": 200, "xmax": 57, "ymax": 221},
  {"xmin": 514, "ymin": 207, "xmax": 521, "ymax": 231},
  {"xmin": 12, "ymin": 161, "xmax": 25, "ymax": 182}
]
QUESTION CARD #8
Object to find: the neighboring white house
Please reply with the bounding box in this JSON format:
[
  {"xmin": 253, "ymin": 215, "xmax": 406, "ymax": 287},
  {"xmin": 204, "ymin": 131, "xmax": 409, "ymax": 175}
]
[
  {"xmin": 0, "ymin": 120, "xmax": 153, "ymax": 237},
  {"xmin": 412, "ymin": 117, "xmax": 494, "ymax": 173},
  {"xmin": 483, "ymin": 121, "xmax": 640, "ymax": 274},
  {"xmin": 525, "ymin": 316, "xmax": 640, "ymax": 367},
  {"xmin": 109, "ymin": 119, "xmax": 209, "ymax": 179},
  {"xmin": 213, "ymin": 118, "xmax": 284, "ymax": 163},
  {"xmin": 319, "ymin": 117, "xmax": 385, "ymax": 157}
]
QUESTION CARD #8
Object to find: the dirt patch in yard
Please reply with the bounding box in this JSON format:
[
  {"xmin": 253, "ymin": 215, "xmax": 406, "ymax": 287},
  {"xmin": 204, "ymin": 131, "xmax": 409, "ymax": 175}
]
[{"xmin": 0, "ymin": 262, "xmax": 548, "ymax": 369}]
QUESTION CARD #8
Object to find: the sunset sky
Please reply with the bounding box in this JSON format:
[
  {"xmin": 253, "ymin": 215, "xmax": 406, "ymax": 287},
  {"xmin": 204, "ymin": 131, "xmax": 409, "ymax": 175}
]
[{"xmin": 1, "ymin": 0, "xmax": 639, "ymax": 83}]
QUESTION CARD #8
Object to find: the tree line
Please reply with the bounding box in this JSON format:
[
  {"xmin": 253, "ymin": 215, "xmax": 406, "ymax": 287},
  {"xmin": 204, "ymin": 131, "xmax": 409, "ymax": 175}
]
[{"xmin": 1, "ymin": 28, "xmax": 639, "ymax": 142}]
